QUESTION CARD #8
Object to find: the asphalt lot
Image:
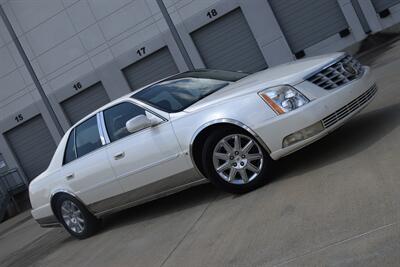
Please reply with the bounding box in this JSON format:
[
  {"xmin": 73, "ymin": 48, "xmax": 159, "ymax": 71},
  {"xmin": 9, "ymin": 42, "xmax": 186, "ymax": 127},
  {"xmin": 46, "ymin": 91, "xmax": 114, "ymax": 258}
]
[{"xmin": 1, "ymin": 42, "xmax": 400, "ymax": 267}]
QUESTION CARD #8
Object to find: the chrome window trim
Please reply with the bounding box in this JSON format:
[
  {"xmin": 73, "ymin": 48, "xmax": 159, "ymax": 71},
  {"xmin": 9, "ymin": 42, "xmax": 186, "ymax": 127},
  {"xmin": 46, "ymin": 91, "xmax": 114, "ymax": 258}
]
[
  {"xmin": 128, "ymin": 99, "xmax": 168, "ymax": 122},
  {"xmin": 73, "ymin": 128, "xmax": 77, "ymax": 159}
]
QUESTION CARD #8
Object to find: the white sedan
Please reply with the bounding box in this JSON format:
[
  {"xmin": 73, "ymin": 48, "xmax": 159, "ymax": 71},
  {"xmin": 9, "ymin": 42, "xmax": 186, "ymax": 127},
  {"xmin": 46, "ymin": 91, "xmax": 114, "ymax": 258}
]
[{"xmin": 29, "ymin": 52, "xmax": 376, "ymax": 238}]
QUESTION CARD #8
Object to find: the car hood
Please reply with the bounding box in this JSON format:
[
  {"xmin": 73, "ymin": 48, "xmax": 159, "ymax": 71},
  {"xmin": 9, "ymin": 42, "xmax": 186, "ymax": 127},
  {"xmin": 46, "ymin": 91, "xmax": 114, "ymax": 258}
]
[{"xmin": 185, "ymin": 53, "xmax": 344, "ymax": 112}]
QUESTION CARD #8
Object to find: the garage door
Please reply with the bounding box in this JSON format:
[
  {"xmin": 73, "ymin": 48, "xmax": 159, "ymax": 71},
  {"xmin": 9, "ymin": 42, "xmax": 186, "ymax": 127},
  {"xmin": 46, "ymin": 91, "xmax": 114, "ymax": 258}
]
[
  {"xmin": 123, "ymin": 47, "xmax": 179, "ymax": 91},
  {"xmin": 4, "ymin": 115, "xmax": 57, "ymax": 181},
  {"xmin": 61, "ymin": 82, "xmax": 110, "ymax": 125},
  {"xmin": 191, "ymin": 8, "xmax": 267, "ymax": 73},
  {"xmin": 268, "ymin": 0, "xmax": 348, "ymax": 55},
  {"xmin": 372, "ymin": 0, "xmax": 400, "ymax": 12}
]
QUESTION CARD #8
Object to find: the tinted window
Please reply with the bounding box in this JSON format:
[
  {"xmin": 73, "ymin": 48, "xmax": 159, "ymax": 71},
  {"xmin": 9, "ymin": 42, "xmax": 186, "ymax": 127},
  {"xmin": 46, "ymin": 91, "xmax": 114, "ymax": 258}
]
[
  {"xmin": 63, "ymin": 129, "xmax": 76, "ymax": 165},
  {"xmin": 75, "ymin": 116, "xmax": 102, "ymax": 158},
  {"xmin": 104, "ymin": 102, "xmax": 146, "ymax": 142}
]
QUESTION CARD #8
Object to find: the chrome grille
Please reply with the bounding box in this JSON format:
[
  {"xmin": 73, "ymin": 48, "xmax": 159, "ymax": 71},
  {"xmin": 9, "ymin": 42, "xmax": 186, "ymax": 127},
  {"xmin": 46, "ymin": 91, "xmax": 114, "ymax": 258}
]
[
  {"xmin": 307, "ymin": 55, "xmax": 364, "ymax": 90},
  {"xmin": 322, "ymin": 84, "xmax": 377, "ymax": 129}
]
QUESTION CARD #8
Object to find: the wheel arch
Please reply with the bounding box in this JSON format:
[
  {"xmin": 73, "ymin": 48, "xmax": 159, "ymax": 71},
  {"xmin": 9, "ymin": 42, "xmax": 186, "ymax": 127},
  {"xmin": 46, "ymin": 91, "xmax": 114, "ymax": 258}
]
[
  {"xmin": 50, "ymin": 189, "xmax": 88, "ymax": 220},
  {"xmin": 189, "ymin": 119, "xmax": 271, "ymax": 178}
]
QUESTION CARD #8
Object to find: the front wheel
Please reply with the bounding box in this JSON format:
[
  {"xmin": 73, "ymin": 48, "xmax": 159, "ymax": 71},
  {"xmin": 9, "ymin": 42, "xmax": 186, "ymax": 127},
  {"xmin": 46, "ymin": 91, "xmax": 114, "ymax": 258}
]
[{"xmin": 202, "ymin": 129, "xmax": 272, "ymax": 194}]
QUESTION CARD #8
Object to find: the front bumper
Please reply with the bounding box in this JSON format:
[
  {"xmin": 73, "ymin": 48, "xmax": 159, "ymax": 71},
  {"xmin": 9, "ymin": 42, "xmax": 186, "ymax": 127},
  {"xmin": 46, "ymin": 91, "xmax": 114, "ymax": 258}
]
[{"xmin": 254, "ymin": 67, "xmax": 376, "ymax": 160}]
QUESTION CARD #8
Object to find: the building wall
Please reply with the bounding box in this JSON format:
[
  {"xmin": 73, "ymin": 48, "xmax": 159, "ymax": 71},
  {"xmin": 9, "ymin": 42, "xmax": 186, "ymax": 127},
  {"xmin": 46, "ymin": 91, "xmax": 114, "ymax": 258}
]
[{"xmin": 0, "ymin": 0, "xmax": 398, "ymax": 183}]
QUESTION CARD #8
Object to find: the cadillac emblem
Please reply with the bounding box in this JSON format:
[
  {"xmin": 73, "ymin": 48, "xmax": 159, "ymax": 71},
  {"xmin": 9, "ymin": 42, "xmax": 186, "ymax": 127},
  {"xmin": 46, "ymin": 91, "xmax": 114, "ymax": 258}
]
[{"xmin": 341, "ymin": 61, "xmax": 359, "ymax": 76}]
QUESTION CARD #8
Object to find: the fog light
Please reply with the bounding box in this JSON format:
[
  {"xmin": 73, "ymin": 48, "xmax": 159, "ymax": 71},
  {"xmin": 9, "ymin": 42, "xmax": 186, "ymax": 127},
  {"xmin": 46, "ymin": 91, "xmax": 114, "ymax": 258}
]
[{"xmin": 283, "ymin": 121, "xmax": 325, "ymax": 147}]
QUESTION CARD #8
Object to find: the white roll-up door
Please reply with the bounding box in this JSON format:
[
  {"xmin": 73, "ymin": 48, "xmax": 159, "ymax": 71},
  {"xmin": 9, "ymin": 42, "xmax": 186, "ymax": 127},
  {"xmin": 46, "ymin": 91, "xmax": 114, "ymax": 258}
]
[
  {"xmin": 268, "ymin": 0, "xmax": 349, "ymax": 55},
  {"xmin": 371, "ymin": 0, "xmax": 400, "ymax": 12},
  {"xmin": 191, "ymin": 8, "xmax": 268, "ymax": 73},
  {"xmin": 4, "ymin": 115, "xmax": 57, "ymax": 181},
  {"xmin": 122, "ymin": 47, "xmax": 179, "ymax": 91},
  {"xmin": 61, "ymin": 82, "xmax": 110, "ymax": 125}
]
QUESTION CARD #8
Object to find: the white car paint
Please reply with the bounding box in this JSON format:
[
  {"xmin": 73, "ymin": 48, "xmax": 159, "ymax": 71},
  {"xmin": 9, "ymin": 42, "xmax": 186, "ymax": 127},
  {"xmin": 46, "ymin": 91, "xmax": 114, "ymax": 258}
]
[{"xmin": 29, "ymin": 52, "xmax": 376, "ymax": 227}]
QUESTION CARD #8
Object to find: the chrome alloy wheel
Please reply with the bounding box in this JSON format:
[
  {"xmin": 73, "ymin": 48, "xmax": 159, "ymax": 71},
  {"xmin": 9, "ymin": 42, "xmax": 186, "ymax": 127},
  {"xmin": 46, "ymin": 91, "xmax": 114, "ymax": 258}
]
[
  {"xmin": 212, "ymin": 134, "xmax": 264, "ymax": 185},
  {"xmin": 61, "ymin": 200, "xmax": 85, "ymax": 234}
]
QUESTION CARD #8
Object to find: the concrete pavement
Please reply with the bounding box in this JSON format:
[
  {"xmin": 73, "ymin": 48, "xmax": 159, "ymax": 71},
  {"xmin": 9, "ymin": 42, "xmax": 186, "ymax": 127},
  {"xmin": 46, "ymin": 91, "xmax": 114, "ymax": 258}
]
[
  {"xmin": 1, "ymin": 45, "xmax": 400, "ymax": 267},
  {"xmin": 0, "ymin": 211, "xmax": 32, "ymax": 237}
]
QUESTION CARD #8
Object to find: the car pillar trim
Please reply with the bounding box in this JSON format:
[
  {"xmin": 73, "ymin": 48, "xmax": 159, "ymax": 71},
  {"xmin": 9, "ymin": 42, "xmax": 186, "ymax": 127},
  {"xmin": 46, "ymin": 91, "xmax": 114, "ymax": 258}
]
[{"xmin": 98, "ymin": 111, "xmax": 111, "ymax": 145}]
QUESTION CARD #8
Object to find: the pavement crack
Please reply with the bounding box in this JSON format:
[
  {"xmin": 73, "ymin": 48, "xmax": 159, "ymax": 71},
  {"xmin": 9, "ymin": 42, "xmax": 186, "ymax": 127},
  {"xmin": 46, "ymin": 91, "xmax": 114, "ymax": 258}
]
[
  {"xmin": 272, "ymin": 221, "xmax": 400, "ymax": 267},
  {"xmin": 159, "ymin": 192, "xmax": 219, "ymax": 267}
]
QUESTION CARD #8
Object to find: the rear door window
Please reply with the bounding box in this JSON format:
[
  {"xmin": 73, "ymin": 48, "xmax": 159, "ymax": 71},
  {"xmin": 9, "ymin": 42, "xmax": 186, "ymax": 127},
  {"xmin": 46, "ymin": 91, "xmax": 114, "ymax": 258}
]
[{"xmin": 75, "ymin": 116, "xmax": 102, "ymax": 158}]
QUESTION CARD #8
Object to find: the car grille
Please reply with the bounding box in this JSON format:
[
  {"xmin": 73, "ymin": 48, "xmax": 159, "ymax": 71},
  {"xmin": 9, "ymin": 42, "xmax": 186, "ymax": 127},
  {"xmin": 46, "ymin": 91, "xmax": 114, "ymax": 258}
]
[
  {"xmin": 307, "ymin": 55, "xmax": 364, "ymax": 90},
  {"xmin": 322, "ymin": 84, "xmax": 377, "ymax": 129}
]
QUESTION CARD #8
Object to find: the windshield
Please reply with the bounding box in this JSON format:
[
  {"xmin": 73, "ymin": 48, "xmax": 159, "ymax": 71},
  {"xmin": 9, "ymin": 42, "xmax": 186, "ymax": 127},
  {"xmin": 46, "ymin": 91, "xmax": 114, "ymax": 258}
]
[{"xmin": 132, "ymin": 69, "xmax": 248, "ymax": 113}]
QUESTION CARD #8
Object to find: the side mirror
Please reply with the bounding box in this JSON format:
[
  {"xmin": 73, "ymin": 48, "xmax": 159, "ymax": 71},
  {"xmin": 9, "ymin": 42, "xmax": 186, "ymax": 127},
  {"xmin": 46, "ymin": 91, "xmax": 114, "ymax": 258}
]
[{"xmin": 126, "ymin": 115, "xmax": 162, "ymax": 133}]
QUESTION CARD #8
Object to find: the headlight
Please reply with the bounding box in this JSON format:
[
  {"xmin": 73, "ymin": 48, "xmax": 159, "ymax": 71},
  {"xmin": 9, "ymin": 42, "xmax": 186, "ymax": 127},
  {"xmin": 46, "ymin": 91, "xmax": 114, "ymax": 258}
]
[{"xmin": 259, "ymin": 85, "xmax": 309, "ymax": 115}]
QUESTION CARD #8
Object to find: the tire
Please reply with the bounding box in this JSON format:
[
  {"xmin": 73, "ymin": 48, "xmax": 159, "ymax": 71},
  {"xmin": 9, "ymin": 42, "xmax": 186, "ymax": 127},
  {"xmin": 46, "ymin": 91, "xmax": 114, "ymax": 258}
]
[
  {"xmin": 201, "ymin": 128, "xmax": 272, "ymax": 194},
  {"xmin": 55, "ymin": 194, "xmax": 100, "ymax": 239}
]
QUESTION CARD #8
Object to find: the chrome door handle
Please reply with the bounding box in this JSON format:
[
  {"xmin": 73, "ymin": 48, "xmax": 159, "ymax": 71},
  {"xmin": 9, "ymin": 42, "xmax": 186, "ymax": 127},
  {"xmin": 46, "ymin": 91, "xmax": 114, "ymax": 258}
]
[
  {"xmin": 66, "ymin": 174, "xmax": 74, "ymax": 180},
  {"xmin": 114, "ymin": 152, "xmax": 125, "ymax": 160}
]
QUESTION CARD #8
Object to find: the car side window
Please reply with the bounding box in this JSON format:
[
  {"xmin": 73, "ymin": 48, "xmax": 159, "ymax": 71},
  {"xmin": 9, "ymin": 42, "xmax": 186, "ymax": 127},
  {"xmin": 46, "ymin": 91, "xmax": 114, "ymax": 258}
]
[
  {"xmin": 75, "ymin": 116, "xmax": 102, "ymax": 158},
  {"xmin": 63, "ymin": 129, "xmax": 76, "ymax": 165},
  {"xmin": 104, "ymin": 102, "xmax": 146, "ymax": 142}
]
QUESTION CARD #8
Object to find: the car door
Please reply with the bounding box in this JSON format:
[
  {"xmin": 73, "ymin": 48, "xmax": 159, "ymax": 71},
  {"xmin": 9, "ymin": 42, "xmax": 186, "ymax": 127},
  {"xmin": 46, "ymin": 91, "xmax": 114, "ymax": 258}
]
[
  {"xmin": 59, "ymin": 115, "xmax": 123, "ymax": 207},
  {"xmin": 101, "ymin": 101, "xmax": 197, "ymax": 205}
]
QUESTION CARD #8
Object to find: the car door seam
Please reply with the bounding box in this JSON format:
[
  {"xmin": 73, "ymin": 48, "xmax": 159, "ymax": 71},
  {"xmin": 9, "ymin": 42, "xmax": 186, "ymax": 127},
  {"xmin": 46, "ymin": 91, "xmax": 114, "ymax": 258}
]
[{"xmin": 115, "ymin": 153, "xmax": 183, "ymax": 181}]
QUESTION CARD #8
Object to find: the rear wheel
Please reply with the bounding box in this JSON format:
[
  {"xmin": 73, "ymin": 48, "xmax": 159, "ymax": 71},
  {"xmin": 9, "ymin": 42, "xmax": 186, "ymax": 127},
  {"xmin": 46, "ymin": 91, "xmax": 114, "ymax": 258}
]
[
  {"xmin": 202, "ymin": 129, "xmax": 272, "ymax": 194},
  {"xmin": 55, "ymin": 195, "xmax": 100, "ymax": 239}
]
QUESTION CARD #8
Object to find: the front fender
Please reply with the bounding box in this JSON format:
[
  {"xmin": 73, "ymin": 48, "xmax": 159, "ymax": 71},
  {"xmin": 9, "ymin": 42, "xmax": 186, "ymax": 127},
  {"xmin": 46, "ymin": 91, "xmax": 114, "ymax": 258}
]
[{"xmin": 171, "ymin": 93, "xmax": 276, "ymax": 159}]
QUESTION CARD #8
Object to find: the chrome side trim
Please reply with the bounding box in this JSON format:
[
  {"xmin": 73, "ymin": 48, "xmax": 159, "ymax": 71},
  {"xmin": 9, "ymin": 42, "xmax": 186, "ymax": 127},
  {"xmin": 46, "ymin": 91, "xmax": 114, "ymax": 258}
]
[
  {"xmin": 189, "ymin": 119, "xmax": 272, "ymax": 176},
  {"xmin": 303, "ymin": 53, "xmax": 347, "ymax": 81},
  {"xmin": 94, "ymin": 179, "xmax": 208, "ymax": 217},
  {"xmin": 89, "ymin": 169, "xmax": 205, "ymax": 217}
]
